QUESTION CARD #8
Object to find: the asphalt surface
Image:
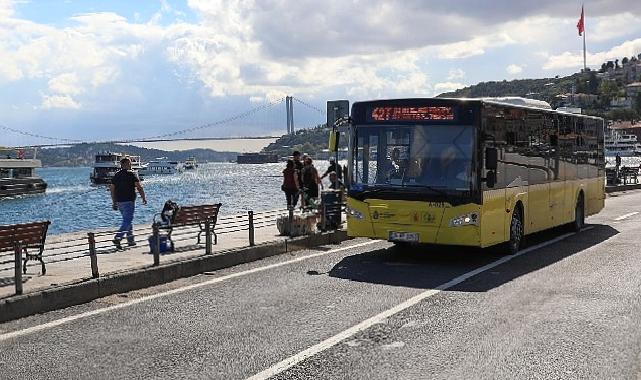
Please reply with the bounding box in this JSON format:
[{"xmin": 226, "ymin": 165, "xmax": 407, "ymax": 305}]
[{"xmin": 2, "ymin": 190, "xmax": 641, "ymax": 379}]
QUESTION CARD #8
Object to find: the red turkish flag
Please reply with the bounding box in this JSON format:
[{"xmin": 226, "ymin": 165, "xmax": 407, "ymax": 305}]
[{"xmin": 577, "ymin": 6, "xmax": 585, "ymax": 36}]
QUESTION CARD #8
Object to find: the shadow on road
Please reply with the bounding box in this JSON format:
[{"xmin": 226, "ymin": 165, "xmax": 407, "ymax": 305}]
[{"xmin": 328, "ymin": 224, "xmax": 619, "ymax": 292}]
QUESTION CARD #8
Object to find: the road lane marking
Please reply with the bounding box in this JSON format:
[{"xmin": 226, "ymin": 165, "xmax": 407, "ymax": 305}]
[
  {"xmin": 615, "ymin": 212, "xmax": 639, "ymax": 221},
  {"xmin": 0, "ymin": 240, "xmax": 379, "ymax": 343},
  {"xmin": 247, "ymin": 227, "xmax": 594, "ymax": 380}
]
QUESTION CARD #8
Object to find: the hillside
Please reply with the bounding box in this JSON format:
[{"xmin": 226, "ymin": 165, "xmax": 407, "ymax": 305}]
[
  {"xmin": 437, "ymin": 76, "xmax": 577, "ymax": 105},
  {"xmin": 439, "ymin": 53, "xmax": 641, "ymax": 121},
  {"xmin": 261, "ymin": 125, "xmax": 349, "ymax": 158},
  {"xmin": 38, "ymin": 143, "xmax": 239, "ymax": 167}
]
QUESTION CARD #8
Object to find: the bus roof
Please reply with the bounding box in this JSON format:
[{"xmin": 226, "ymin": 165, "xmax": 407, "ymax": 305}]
[{"xmin": 351, "ymin": 97, "xmax": 604, "ymax": 121}]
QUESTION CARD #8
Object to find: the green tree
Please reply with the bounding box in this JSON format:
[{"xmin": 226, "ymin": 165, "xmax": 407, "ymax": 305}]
[
  {"xmin": 635, "ymin": 95, "xmax": 641, "ymax": 115},
  {"xmin": 606, "ymin": 108, "xmax": 638, "ymax": 121},
  {"xmin": 622, "ymin": 57, "xmax": 629, "ymax": 65},
  {"xmin": 587, "ymin": 71, "xmax": 599, "ymax": 94},
  {"xmin": 598, "ymin": 80, "xmax": 620, "ymax": 107}
]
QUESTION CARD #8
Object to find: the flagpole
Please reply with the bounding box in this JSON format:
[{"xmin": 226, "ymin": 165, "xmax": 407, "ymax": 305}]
[{"xmin": 582, "ymin": 6, "xmax": 587, "ymax": 71}]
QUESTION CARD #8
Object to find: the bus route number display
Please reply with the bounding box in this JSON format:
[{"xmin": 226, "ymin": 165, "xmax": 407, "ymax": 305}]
[{"xmin": 371, "ymin": 106, "xmax": 455, "ymax": 121}]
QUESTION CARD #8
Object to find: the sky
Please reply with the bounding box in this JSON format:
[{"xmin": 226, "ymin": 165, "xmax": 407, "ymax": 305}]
[{"xmin": 1, "ymin": 0, "xmax": 641, "ymax": 147}]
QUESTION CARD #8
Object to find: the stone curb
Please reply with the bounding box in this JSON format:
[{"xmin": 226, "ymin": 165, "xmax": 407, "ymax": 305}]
[
  {"xmin": 0, "ymin": 230, "xmax": 349, "ymax": 323},
  {"xmin": 606, "ymin": 184, "xmax": 641, "ymax": 193}
]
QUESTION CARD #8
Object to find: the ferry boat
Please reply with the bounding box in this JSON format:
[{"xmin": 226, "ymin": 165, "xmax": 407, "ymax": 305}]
[
  {"xmin": 139, "ymin": 158, "xmax": 182, "ymax": 175},
  {"xmin": 236, "ymin": 152, "xmax": 279, "ymax": 164},
  {"xmin": 0, "ymin": 148, "xmax": 47, "ymax": 198},
  {"xmin": 605, "ymin": 130, "xmax": 641, "ymax": 157},
  {"xmin": 183, "ymin": 157, "xmax": 198, "ymax": 170},
  {"xmin": 90, "ymin": 152, "xmax": 144, "ymax": 184}
]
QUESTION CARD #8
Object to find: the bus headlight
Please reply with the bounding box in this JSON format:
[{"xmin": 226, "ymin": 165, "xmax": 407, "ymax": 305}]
[
  {"xmin": 345, "ymin": 207, "xmax": 364, "ymax": 220},
  {"xmin": 449, "ymin": 212, "xmax": 479, "ymax": 227}
]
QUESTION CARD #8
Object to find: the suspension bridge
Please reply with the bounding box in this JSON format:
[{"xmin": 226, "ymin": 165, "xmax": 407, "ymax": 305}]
[{"xmin": 2, "ymin": 96, "xmax": 327, "ymax": 149}]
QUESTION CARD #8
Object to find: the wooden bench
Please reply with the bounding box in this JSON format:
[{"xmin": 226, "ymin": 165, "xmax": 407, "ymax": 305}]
[
  {"xmin": 0, "ymin": 221, "xmax": 50, "ymax": 274},
  {"xmin": 153, "ymin": 203, "xmax": 222, "ymax": 252}
]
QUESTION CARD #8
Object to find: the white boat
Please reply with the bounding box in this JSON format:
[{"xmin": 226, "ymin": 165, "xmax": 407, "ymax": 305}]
[
  {"xmin": 90, "ymin": 152, "xmax": 144, "ymax": 184},
  {"xmin": 605, "ymin": 130, "xmax": 641, "ymax": 157},
  {"xmin": 139, "ymin": 158, "xmax": 182, "ymax": 175},
  {"xmin": 183, "ymin": 157, "xmax": 198, "ymax": 170},
  {"xmin": 0, "ymin": 148, "xmax": 47, "ymax": 198}
]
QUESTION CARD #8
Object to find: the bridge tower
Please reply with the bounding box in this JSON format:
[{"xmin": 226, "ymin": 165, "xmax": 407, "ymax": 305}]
[{"xmin": 285, "ymin": 96, "xmax": 295, "ymax": 135}]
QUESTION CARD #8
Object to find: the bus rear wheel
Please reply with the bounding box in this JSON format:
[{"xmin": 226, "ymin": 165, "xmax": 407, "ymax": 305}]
[{"xmin": 501, "ymin": 207, "xmax": 523, "ymax": 255}]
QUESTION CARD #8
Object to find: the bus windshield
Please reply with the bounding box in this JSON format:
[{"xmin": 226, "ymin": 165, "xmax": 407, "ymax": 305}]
[{"xmin": 353, "ymin": 124, "xmax": 475, "ymax": 192}]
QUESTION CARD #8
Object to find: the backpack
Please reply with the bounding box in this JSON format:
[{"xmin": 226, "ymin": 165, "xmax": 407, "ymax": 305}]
[{"xmin": 160, "ymin": 200, "xmax": 180, "ymax": 224}]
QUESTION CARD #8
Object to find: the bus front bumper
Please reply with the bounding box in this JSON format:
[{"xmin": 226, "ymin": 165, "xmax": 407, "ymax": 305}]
[{"xmin": 346, "ymin": 198, "xmax": 482, "ymax": 246}]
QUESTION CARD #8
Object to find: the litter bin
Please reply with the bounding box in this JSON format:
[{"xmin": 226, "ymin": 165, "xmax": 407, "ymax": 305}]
[
  {"xmin": 321, "ymin": 190, "xmax": 342, "ymax": 230},
  {"xmin": 148, "ymin": 234, "xmax": 171, "ymax": 254}
]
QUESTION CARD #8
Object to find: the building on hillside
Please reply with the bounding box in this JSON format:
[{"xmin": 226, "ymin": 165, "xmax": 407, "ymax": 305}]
[
  {"xmin": 623, "ymin": 61, "xmax": 641, "ymax": 83},
  {"xmin": 625, "ymin": 82, "xmax": 641, "ymax": 98},
  {"xmin": 610, "ymin": 97, "xmax": 633, "ymax": 109},
  {"xmin": 555, "ymin": 93, "xmax": 599, "ymax": 108},
  {"xmin": 610, "ymin": 120, "xmax": 641, "ymax": 139}
]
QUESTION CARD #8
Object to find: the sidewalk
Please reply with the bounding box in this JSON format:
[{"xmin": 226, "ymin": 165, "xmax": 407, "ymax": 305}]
[{"xmin": 0, "ymin": 213, "xmax": 291, "ymax": 299}]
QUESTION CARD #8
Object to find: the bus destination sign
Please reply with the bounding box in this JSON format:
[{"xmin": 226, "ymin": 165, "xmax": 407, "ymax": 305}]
[{"xmin": 371, "ymin": 106, "xmax": 455, "ymax": 121}]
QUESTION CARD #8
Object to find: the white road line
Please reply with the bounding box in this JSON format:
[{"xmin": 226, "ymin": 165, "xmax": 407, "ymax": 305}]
[
  {"xmin": 247, "ymin": 227, "xmax": 594, "ymax": 380},
  {"xmin": 615, "ymin": 212, "xmax": 639, "ymax": 221},
  {"xmin": 0, "ymin": 240, "xmax": 379, "ymax": 343}
]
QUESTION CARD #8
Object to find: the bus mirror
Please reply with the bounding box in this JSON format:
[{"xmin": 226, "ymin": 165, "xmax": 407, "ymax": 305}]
[
  {"xmin": 328, "ymin": 130, "xmax": 339, "ymax": 152},
  {"xmin": 486, "ymin": 170, "xmax": 496, "ymax": 188},
  {"xmin": 485, "ymin": 147, "xmax": 498, "ymax": 170}
]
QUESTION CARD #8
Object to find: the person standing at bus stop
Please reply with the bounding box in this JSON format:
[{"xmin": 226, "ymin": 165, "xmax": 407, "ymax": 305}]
[{"xmin": 110, "ymin": 156, "xmax": 147, "ymax": 249}]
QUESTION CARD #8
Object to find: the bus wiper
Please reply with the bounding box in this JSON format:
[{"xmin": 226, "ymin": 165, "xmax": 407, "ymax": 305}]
[
  {"xmin": 403, "ymin": 184, "xmax": 449, "ymax": 197},
  {"xmin": 357, "ymin": 187, "xmax": 387, "ymax": 198}
]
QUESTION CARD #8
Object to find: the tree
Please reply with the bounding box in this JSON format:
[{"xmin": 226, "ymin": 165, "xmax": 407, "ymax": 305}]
[
  {"xmin": 606, "ymin": 61, "xmax": 614, "ymax": 69},
  {"xmin": 615, "ymin": 59, "xmax": 620, "ymax": 69},
  {"xmin": 606, "ymin": 108, "xmax": 638, "ymax": 122},
  {"xmin": 588, "ymin": 71, "xmax": 599, "ymax": 94},
  {"xmin": 622, "ymin": 57, "xmax": 629, "ymax": 65},
  {"xmin": 600, "ymin": 63, "xmax": 607, "ymax": 73},
  {"xmin": 598, "ymin": 80, "xmax": 620, "ymax": 107}
]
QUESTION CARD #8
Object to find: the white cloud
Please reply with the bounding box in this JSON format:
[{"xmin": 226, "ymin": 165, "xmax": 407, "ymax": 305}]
[
  {"xmin": 48, "ymin": 73, "xmax": 83, "ymax": 95},
  {"xmin": 434, "ymin": 82, "xmax": 466, "ymax": 95},
  {"xmin": 507, "ymin": 64, "xmax": 524, "ymax": 75},
  {"xmin": 40, "ymin": 94, "xmax": 81, "ymax": 109},
  {"xmin": 447, "ymin": 68, "xmax": 465, "ymax": 81},
  {"xmin": 0, "ymin": 0, "xmax": 14, "ymax": 18},
  {"xmin": 543, "ymin": 37, "xmax": 641, "ymax": 70},
  {"xmin": 590, "ymin": 13, "xmax": 641, "ymax": 42},
  {"xmin": 437, "ymin": 33, "xmax": 514, "ymax": 59},
  {"xmin": 2, "ymin": 0, "xmax": 641, "ymax": 122}
]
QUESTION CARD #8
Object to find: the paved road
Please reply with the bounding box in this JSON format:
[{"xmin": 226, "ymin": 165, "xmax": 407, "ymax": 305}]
[{"xmin": 2, "ymin": 190, "xmax": 641, "ymax": 379}]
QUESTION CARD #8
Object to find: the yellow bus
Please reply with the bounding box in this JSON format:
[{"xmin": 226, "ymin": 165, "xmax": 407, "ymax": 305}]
[{"xmin": 345, "ymin": 98, "xmax": 605, "ymax": 253}]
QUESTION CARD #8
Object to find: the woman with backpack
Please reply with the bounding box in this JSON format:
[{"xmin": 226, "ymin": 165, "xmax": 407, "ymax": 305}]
[{"xmin": 282, "ymin": 159, "xmax": 300, "ymax": 208}]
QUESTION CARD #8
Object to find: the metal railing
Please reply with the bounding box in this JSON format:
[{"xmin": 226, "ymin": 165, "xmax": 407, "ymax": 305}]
[{"xmin": 0, "ymin": 204, "xmax": 345, "ymax": 296}]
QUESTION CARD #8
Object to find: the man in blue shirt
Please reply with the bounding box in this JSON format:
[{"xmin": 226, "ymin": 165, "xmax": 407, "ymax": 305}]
[{"xmin": 110, "ymin": 157, "xmax": 147, "ymax": 249}]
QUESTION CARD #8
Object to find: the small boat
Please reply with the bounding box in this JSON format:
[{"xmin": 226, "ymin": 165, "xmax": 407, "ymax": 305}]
[
  {"xmin": 183, "ymin": 157, "xmax": 198, "ymax": 170},
  {"xmin": 139, "ymin": 158, "xmax": 182, "ymax": 175},
  {"xmin": 90, "ymin": 152, "xmax": 144, "ymax": 184},
  {"xmin": 0, "ymin": 148, "xmax": 47, "ymax": 198}
]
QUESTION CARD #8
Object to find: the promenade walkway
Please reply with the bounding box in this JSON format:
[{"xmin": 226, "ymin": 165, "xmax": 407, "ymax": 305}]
[{"xmin": 0, "ymin": 209, "xmax": 292, "ymax": 299}]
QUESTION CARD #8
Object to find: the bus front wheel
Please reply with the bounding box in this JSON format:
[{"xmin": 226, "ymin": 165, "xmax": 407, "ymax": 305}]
[
  {"xmin": 570, "ymin": 194, "xmax": 585, "ymax": 232},
  {"xmin": 501, "ymin": 207, "xmax": 523, "ymax": 255}
]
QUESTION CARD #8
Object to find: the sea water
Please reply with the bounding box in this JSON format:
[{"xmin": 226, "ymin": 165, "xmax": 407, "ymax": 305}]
[{"xmin": 0, "ymin": 163, "xmax": 292, "ymax": 235}]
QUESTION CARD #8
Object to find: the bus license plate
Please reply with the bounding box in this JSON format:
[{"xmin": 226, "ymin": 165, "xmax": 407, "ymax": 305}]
[{"xmin": 389, "ymin": 232, "xmax": 419, "ymax": 243}]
